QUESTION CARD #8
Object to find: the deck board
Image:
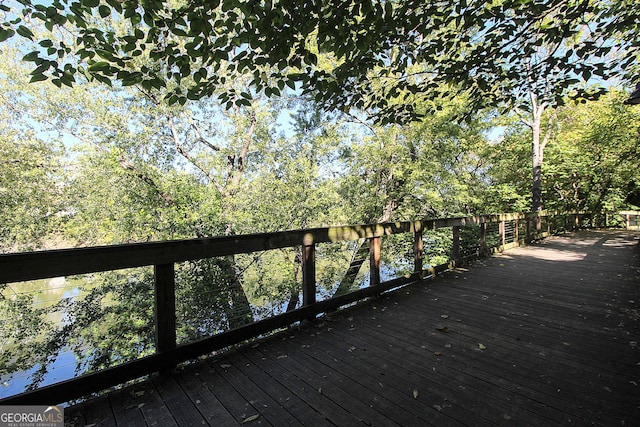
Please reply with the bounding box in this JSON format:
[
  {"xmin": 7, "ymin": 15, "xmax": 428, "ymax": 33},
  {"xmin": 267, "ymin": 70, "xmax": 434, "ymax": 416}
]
[{"xmin": 66, "ymin": 230, "xmax": 640, "ymax": 426}]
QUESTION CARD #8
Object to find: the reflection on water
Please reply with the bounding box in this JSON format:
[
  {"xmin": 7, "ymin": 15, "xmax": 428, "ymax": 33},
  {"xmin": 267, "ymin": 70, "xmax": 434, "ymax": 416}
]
[
  {"xmin": 1, "ymin": 349, "xmax": 77, "ymax": 400},
  {"xmin": 0, "ymin": 250, "xmax": 425, "ymax": 399},
  {"xmin": 1, "ymin": 276, "xmax": 85, "ymax": 399}
]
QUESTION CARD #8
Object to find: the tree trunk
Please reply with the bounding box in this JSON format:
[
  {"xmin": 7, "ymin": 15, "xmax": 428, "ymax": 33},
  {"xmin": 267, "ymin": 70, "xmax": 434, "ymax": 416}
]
[
  {"xmin": 518, "ymin": 90, "xmax": 553, "ymax": 213},
  {"xmin": 225, "ymin": 255, "xmax": 254, "ymax": 329},
  {"xmin": 531, "ymin": 119, "xmax": 543, "ymax": 212}
]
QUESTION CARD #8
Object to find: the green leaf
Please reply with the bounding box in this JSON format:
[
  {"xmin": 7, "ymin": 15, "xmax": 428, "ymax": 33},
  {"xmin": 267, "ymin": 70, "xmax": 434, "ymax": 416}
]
[
  {"xmin": 92, "ymin": 73, "xmax": 112, "ymax": 86},
  {"xmin": 99, "ymin": 5, "xmax": 111, "ymax": 18},
  {"xmin": 88, "ymin": 61, "xmax": 111, "ymax": 72},
  {"xmin": 16, "ymin": 25, "xmax": 34, "ymax": 40},
  {"xmin": 29, "ymin": 73, "xmax": 48, "ymax": 83},
  {"xmin": 22, "ymin": 51, "xmax": 40, "ymax": 62},
  {"xmin": 0, "ymin": 28, "xmax": 15, "ymax": 42}
]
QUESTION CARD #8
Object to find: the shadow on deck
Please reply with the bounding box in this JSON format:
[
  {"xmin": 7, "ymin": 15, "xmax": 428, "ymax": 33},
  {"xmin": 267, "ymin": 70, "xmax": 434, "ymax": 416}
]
[{"xmin": 67, "ymin": 230, "xmax": 640, "ymax": 426}]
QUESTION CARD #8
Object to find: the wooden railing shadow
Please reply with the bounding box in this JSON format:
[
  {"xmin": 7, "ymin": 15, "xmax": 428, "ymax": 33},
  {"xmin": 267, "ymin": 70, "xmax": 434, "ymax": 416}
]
[{"xmin": 0, "ymin": 210, "xmax": 619, "ymax": 404}]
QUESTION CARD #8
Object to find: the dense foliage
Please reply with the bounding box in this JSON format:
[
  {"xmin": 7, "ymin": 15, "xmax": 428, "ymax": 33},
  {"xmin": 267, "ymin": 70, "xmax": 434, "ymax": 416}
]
[{"xmin": 1, "ymin": 0, "xmax": 638, "ymax": 123}]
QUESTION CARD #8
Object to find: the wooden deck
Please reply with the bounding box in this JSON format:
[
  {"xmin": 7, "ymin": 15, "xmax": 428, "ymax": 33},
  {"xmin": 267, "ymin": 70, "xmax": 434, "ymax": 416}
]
[{"xmin": 66, "ymin": 229, "xmax": 640, "ymax": 426}]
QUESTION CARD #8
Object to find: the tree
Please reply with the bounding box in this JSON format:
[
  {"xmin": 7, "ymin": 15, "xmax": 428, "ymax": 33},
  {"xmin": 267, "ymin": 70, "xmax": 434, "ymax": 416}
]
[
  {"xmin": 5, "ymin": 0, "xmax": 636, "ymax": 213},
  {"xmin": 0, "ymin": 134, "xmax": 65, "ymax": 252},
  {"xmin": 0, "ymin": 44, "xmax": 68, "ymax": 253},
  {"xmin": 338, "ymin": 95, "xmax": 489, "ymax": 223},
  {"xmin": 543, "ymin": 91, "xmax": 640, "ymax": 212},
  {"xmin": 483, "ymin": 90, "xmax": 640, "ymax": 213}
]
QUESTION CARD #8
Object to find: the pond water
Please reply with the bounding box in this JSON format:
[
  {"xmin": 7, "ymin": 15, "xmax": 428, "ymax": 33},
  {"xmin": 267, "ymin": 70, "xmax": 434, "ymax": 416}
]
[
  {"xmin": 1, "ymin": 349, "xmax": 78, "ymax": 400},
  {"xmin": 0, "ymin": 260, "xmax": 418, "ymax": 399},
  {"xmin": 1, "ymin": 277, "xmax": 85, "ymax": 399}
]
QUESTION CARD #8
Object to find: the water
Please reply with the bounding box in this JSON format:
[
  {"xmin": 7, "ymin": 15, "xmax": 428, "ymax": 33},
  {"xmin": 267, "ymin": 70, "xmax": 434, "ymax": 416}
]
[
  {"xmin": 1, "ymin": 350, "xmax": 78, "ymax": 399},
  {"xmin": 1, "ymin": 277, "xmax": 84, "ymax": 399},
  {"xmin": 0, "ymin": 259, "xmax": 419, "ymax": 399}
]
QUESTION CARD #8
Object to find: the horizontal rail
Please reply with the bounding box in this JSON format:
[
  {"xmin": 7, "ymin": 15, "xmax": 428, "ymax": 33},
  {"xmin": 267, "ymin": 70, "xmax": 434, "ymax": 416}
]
[
  {"xmin": 0, "ymin": 210, "xmax": 601, "ymax": 404},
  {"xmin": 0, "ymin": 214, "xmax": 532, "ymax": 284}
]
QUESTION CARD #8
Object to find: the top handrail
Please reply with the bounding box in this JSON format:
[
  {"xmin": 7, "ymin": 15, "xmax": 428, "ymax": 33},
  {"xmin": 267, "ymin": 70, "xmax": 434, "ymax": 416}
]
[{"xmin": 0, "ymin": 212, "xmax": 530, "ymax": 284}]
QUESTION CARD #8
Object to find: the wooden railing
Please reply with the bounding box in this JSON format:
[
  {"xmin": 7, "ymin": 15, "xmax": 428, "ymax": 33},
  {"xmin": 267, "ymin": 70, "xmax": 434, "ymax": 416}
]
[
  {"xmin": 619, "ymin": 211, "xmax": 640, "ymax": 230},
  {"xmin": 0, "ymin": 211, "xmax": 601, "ymax": 404}
]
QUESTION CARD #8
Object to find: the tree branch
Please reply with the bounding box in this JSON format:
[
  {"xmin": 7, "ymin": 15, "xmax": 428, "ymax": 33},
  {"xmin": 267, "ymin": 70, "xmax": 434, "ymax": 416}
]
[
  {"xmin": 540, "ymin": 109, "xmax": 558, "ymax": 153},
  {"xmin": 230, "ymin": 109, "xmax": 257, "ymax": 187},
  {"xmin": 117, "ymin": 156, "xmax": 175, "ymax": 206},
  {"xmin": 188, "ymin": 118, "xmax": 221, "ymax": 152},
  {"xmin": 166, "ymin": 116, "xmax": 226, "ymax": 196},
  {"xmin": 514, "ymin": 106, "xmax": 533, "ymax": 128}
]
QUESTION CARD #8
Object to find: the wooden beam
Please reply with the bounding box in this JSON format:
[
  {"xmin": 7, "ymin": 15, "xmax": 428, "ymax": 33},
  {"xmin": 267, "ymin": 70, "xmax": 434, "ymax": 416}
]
[
  {"xmin": 413, "ymin": 227, "xmax": 423, "ymax": 274},
  {"xmin": 480, "ymin": 223, "xmax": 487, "ymax": 256},
  {"xmin": 302, "ymin": 243, "xmax": 316, "ymax": 307},
  {"xmin": 369, "ymin": 237, "xmax": 381, "ymax": 286},
  {"xmin": 452, "ymin": 226, "xmax": 460, "ymax": 260},
  {"xmin": 154, "ymin": 263, "xmax": 176, "ymax": 353}
]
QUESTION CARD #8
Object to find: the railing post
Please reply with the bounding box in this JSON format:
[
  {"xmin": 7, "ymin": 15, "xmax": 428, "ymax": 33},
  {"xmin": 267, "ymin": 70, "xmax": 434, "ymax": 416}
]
[
  {"xmin": 499, "ymin": 221, "xmax": 505, "ymax": 249},
  {"xmin": 513, "ymin": 219, "xmax": 519, "ymax": 245},
  {"xmin": 302, "ymin": 242, "xmax": 316, "ymax": 306},
  {"xmin": 480, "ymin": 222, "xmax": 487, "ymax": 255},
  {"xmin": 413, "ymin": 225, "xmax": 424, "ymax": 276},
  {"xmin": 370, "ymin": 236, "xmax": 381, "ymax": 286},
  {"xmin": 452, "ymin": 226, "xmax": 460, "ymax": 260},
  {"xmin": 154, "ymin": 263, "xmax": 176, "ymax": 354}
]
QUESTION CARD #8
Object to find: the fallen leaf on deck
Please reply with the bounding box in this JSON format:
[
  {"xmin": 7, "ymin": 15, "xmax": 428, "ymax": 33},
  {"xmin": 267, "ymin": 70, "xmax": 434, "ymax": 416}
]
[
  {"xmin": 277, "ymin": 355, "xmax": 288, "ymax": 359},
  {"xmin": 434, "ymin": 352, "xmax": 442, "ymax": 356},
  {"xmin": 478, "ymin": 343, "xmax": 487, "ymax": 350},
  {"xmin": 436, "ymin": 326, "xmax": 449, "ymax": 333},
  {"xmin": 220, "ymin": 364, "xmax": 232, "ymax": 369},
  {"xmin": 440, "ymin": 314, "xmax": 449, "ymax": 319},
  {"xmin": 242, "ymin": 415, "xmax": 260, "ymax": 424},
  {"xmin": 413, "ymin": 390, "xmax": 419, "ymax": 398}
]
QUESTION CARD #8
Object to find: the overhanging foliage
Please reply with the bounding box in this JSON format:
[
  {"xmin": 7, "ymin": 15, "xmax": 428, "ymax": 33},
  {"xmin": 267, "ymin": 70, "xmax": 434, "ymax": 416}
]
[{"xmin": 1, "ymin": 0, "xmax": 638, "ymax": 123}]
